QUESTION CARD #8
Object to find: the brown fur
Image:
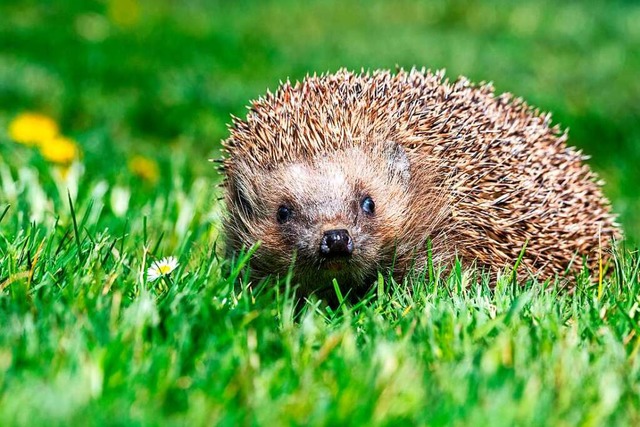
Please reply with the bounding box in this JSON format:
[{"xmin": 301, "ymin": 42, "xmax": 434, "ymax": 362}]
[{"xmin": 220, "ymin": 68, "xmax": 620, "ymax": 295}]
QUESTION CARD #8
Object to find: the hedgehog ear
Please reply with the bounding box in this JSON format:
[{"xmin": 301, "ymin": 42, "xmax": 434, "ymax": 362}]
[{"xmin": 384, "ymin": 142, "xmax": 410, "ymax": 187}]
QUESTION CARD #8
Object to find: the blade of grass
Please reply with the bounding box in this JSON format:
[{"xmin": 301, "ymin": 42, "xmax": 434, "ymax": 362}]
[
  {"xmin": 68, "ymin": 190, "xmax": 83, "ymax": 263},
  {"xmin": 0, "ymin": 204, "xmax": 10, "ymax": 225}
]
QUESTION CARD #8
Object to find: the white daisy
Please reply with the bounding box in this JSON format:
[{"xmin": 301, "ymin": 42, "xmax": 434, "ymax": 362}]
[{"xmin": 147, "ymin": 256, "xmax": 179, "ymax": 282}]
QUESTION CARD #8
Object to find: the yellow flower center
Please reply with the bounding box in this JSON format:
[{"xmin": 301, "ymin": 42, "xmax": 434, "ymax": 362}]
[{"xmin": 157, "ymin": 265, "xmax": 172, "ymax": 275}]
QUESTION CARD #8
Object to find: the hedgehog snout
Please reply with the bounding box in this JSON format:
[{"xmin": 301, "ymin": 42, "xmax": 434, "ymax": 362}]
[{"xmin": 319, "ymin": 229, "xmax": 354, "ymax": 258}]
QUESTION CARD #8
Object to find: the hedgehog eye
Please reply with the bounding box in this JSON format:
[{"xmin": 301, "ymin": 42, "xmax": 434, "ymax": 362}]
[
  {"xmin": 360, "ymin": 196, "xmax": 375, "ymax": 215},
  {"xmin": 276, "ymin": 205, "xmax": 293, "ymax": 223}
]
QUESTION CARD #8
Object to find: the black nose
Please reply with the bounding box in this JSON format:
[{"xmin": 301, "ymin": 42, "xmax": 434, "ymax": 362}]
[{"xmin": 319, "ymin": 229, "xmax": 354, "ymax": 257}]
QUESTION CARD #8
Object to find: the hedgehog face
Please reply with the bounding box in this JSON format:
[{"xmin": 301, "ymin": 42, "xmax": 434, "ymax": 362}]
[{"xmin": 225, "ymin": 142, "xmax": 412, "ymax": 295}]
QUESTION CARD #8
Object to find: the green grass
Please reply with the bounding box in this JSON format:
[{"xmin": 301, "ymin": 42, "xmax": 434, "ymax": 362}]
[
  {"xmin": 1, "ymin": 0, "xmax": 640, "ymax": 425},
  {"xmin": 0, "ymin": 188, "xmax": 639, "ymax": 425}
]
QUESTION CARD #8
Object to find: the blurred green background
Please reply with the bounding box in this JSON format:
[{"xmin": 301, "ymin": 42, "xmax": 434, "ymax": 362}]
[{"xmin": 1, "ymin": 0, "xmax": 639, "ymax": 240}]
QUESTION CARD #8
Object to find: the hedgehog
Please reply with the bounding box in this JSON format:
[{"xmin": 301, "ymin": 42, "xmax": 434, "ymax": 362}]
[{"xmin": 220, "ymin": 68, "xmax": 619, "ymax": 298}]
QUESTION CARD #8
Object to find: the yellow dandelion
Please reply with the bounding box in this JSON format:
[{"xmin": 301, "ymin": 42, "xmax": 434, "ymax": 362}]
[
  {"xmin": 39, "ymin": 136, "xmax": 79, "ymax": 165},
  {"xmin": 108, "ymin": 0, "xmax": 141, "ymax": 28},
  {"xmin": 129, "ymin": 155, "xmax": 159, "ymax": 184},
  {"xmin": 8, "ymin": 112, "xmax": 60, "ymax": 146},
  {"xmin": 147, "ymin": 256, "xmax": 179, "ymax": 282}
]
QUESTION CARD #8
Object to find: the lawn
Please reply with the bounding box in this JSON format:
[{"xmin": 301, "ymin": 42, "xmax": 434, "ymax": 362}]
[{"xmin": 1, "ymin": 0, "xmax": 639, "ymax": 425}]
